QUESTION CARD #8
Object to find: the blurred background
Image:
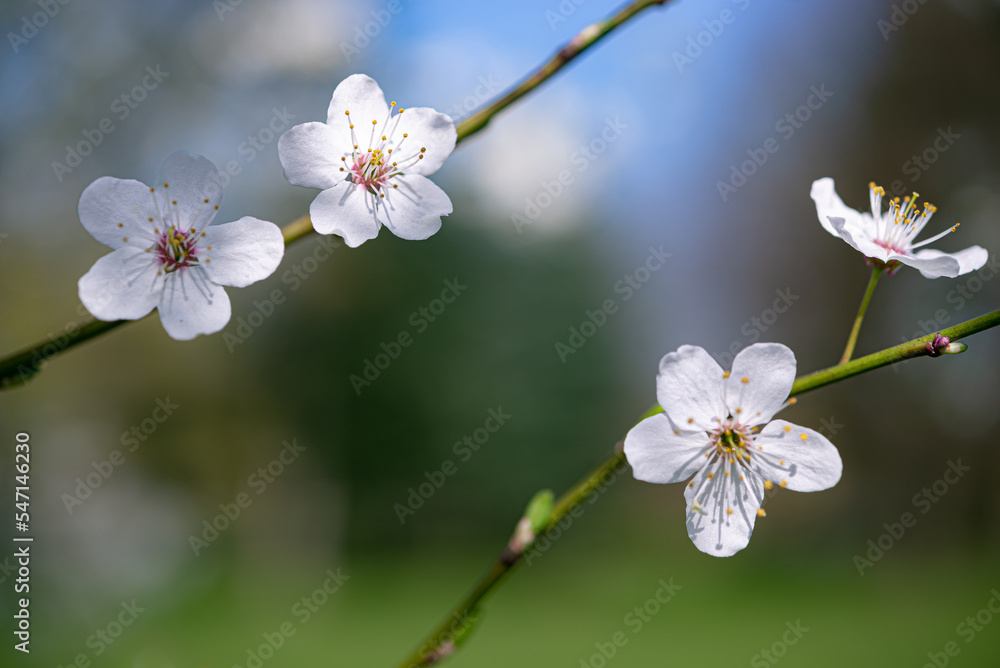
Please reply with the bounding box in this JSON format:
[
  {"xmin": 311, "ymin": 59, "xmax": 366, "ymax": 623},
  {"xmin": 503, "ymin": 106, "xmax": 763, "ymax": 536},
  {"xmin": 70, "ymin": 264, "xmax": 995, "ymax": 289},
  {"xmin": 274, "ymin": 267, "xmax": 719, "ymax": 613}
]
[{"xmin": 2, "ymin": 0, "xmax": 1000, "ymax": 665}]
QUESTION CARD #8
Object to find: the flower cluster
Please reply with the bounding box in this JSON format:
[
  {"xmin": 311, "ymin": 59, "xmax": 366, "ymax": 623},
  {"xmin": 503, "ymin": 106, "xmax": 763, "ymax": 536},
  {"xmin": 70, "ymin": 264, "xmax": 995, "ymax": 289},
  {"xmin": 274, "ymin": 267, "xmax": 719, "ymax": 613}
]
[{"xmin": 78, "ymin": 75, "xmax": 457, "ymax": 339}]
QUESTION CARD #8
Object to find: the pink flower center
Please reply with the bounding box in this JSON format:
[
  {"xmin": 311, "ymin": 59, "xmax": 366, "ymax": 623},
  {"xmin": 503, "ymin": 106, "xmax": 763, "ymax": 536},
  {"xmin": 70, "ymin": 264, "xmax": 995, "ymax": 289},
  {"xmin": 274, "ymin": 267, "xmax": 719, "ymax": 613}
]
[
  {"xmin": 350, "ymin": 150, "xmax": 392, "ymax": 192},
  {"xmin": 154, "ymin": 226, "xmax": 199, "ymax": 273}
]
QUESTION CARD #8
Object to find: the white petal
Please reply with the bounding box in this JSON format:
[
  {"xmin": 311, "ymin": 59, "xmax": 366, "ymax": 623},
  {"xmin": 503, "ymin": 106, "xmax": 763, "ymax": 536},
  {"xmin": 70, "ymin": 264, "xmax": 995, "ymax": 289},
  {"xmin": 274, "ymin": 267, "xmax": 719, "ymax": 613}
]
[
  {"xmin": 726, "ymin": 343, "xmax": 796, "ymax": 426},
  {"xmin": 890, "ymin": 250, "xmax": 960, "ymax": 278},
  {"xmin": 655, "ymin": 345, "xmax": 728, "ymax": 431},
  {"xmin": 684, "ymin": 458, "xmax": 763, "ymax": 557},
  {"xmin": 78, "ymin": 246, "xmax": 161, "ymax": 321},
  {"xmin": 830, "ymin": 217, "xmax": 889, "ymax": 261},
  {"xmin": 202, "ymin": 217, "xmax": 285, "ymax": 288},
  {"xmin": 393, "ymin": 107, "xmax": 456, "ymax": 176},
  {"xmin": 278, "ymin": 121, "xmax": 347, "ymax": 190},
  {"xmin": 157, "ymin": 269, "xmax": 232, "ymax": 340},
  {"xmin": 903, "ymin": 246, "xmax": 988, "ymax": 279},
  {"xmin": 810, "ymin": 178, "xmax": 863, "ymax": 237},
  {"xmin": 624, "ymin": 414, "xmax": 710, "ymax": 484},
  {"xmin": 378, "ymin": 174, "xmax": 451, "ymax": 241},
  {"xmin": 753, "ymin": 420, "xmax": 843, "ymax": 492},
  {"xmin": 309, "ymin": 184, "xmax": 380, "ymax": 247},
  {"xmin": 325, "ymin": 74, "xmax": 389, "ymax": 143},
  {"xmin": 78, "ymin": 177, "xmax": 159, "ymax": 249},
  {"xmin": 154, "ymin": 151, "xmax": 223, "ymax": 232}
]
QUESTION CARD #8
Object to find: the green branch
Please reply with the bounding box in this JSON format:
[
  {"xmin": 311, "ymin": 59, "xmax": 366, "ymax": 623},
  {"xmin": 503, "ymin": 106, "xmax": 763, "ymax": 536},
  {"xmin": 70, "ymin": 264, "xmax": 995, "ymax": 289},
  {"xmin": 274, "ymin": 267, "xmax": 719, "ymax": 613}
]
[
  {"xmin": 0, "ymin": 0, "xmax": 673, "ymax": 389},
  {"xmin": 396, "ymin": 305, "xmax": 1000, "ymax": 666}
]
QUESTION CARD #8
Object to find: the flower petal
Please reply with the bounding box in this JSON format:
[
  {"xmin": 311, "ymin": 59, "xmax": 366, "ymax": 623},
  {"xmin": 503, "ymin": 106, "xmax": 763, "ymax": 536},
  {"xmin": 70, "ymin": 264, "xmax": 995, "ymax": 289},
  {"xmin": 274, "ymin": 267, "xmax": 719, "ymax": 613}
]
[
  {"xmin": 154, "ymin": 151, "xmax": 223, "ymax": 232},
  {"xmin": 889, "ymin": 250, "xmax": 960, "ymax": 278},
  {"xmin": 325, "ymin": 74, "xmax": 389, "ymax": 142},
  {"xmin": 202, "ymin": 217, "xmax": 285, "ymax": 288},
  {"xmin": 753, "ymin": 420, "xmax": 843, "ymax": 492},
  {"xmin": 157, "ymin": 269, "xmax": 231, "ymax": 340},
  {"xmin": 78, "ymin": 177, "xmax": 159, "ymax": 249},
  {"xmin": 378, "ymin": 174, "xmax": 451, "ymax": 241},
  {"xmin": 902, "ymin": 246, "xmax": 988, "ymax": 279},
  {"xmin": 726, "ymin": 343, "xmax": 796, "ymax": 426},
  {"xmin": 810, "ymin": 178, "xmax": 863, "ymax": 237},
  {"xmin": 624, "ymin": 414, "xmax": 710, "ymax": 484},
  {"xmin": 278, "ymin": 121, "xmax": 347, "ymax": 190},
  {"xmin": 655, "ymin": 345, "xmax": 728, "ymax": 431},
  {"xmin": 393, "ymin": 107, "xmax": 456, "ymax": 176},
  {"xmin": 309, "ymin": 184, "xmax": 380, "ymax": 247},
  {"xmin": 830, "ymin": 217, "xmax": 889, "ymax": 261},
  {"xmin": 78, "ymin": 246, "xmax": 161, "ymax": 321},
  {"xmin": 684, "ymin": 458, "xmax": 763, "ymax": 557}
]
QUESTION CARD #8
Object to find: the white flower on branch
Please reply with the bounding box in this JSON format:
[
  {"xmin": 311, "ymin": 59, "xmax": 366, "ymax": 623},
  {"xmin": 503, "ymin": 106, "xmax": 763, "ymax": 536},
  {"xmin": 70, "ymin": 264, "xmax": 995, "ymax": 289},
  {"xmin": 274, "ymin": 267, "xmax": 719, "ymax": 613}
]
[
  {"xmin": 811, "ymin": 178, "xmax": 988, "ymax": 278},
  {"xmin": 278, "ymin": 74, "xmax": 457, "ymax": 248},
  {"xmin": 624, "ymin": 343, "xmax": 842, "ymax": 557},
  {"xmin": 77, "ymin": 151, "xmax": 285, "ymax": 340}
]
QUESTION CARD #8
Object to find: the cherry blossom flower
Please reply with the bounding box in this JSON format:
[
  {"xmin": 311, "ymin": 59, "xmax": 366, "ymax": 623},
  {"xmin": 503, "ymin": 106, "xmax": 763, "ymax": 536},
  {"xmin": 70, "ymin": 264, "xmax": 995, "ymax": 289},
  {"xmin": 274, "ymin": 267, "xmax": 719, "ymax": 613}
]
[
  {"xmin": 77, "ymin": 151, "xmax": 285, "ymax": 340},
  {"xmin": 811, "ymin": 178, "xmax": 988, "ymax": 278},
  {"xmin": 624, "ymin": 343, "xmax": 842, "ymax": 557},
  {"xmin": 278, "ymin": 73, "xmax": 456, "ymax": 248}
]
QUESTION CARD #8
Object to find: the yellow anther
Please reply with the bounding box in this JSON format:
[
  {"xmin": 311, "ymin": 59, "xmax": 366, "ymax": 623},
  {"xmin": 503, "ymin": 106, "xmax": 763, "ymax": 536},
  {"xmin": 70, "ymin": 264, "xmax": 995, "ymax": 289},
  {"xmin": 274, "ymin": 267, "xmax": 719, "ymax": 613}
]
[
  {"xmin": 344, "ymin": 110, "xmax": 350, "ymax": 115},
  {"xmin": 779, "ymin": 460, "xmax": 785, "ymax": 465},
  {"xmin": 800, "ymin": 433, "xmax": 808, "ymax": 441},
  {"xmin": 788, "ymin": 397, "xmax": 797, "ymax": 405},
  {"xmin": 687, "ymin": 418, "xmax": 694, "ymax": 424},
  {"xmin": 726, "ymin": 508, "xmax": 733, "ymax": 515},
  {"xmin": 757, "ymin": 508, "xmax": 767, "ymax": 517},
  {"xmin": 741, "ymin": 377, "xmax": 749, "ymax": 384},
  {"xmin": 706, "ymin": 472, "xmax": 714, "ymax": 479},
  {"xmin": 783, "ymin": 425, "xmax": 792, "ymax": 433},
  {"xmin": 723, "ymin": 370, "xmax": 731, "ymax": 378},
  {"xmin": 764, "ymin": 480, "xmax": 774, "ymax": 490}
]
